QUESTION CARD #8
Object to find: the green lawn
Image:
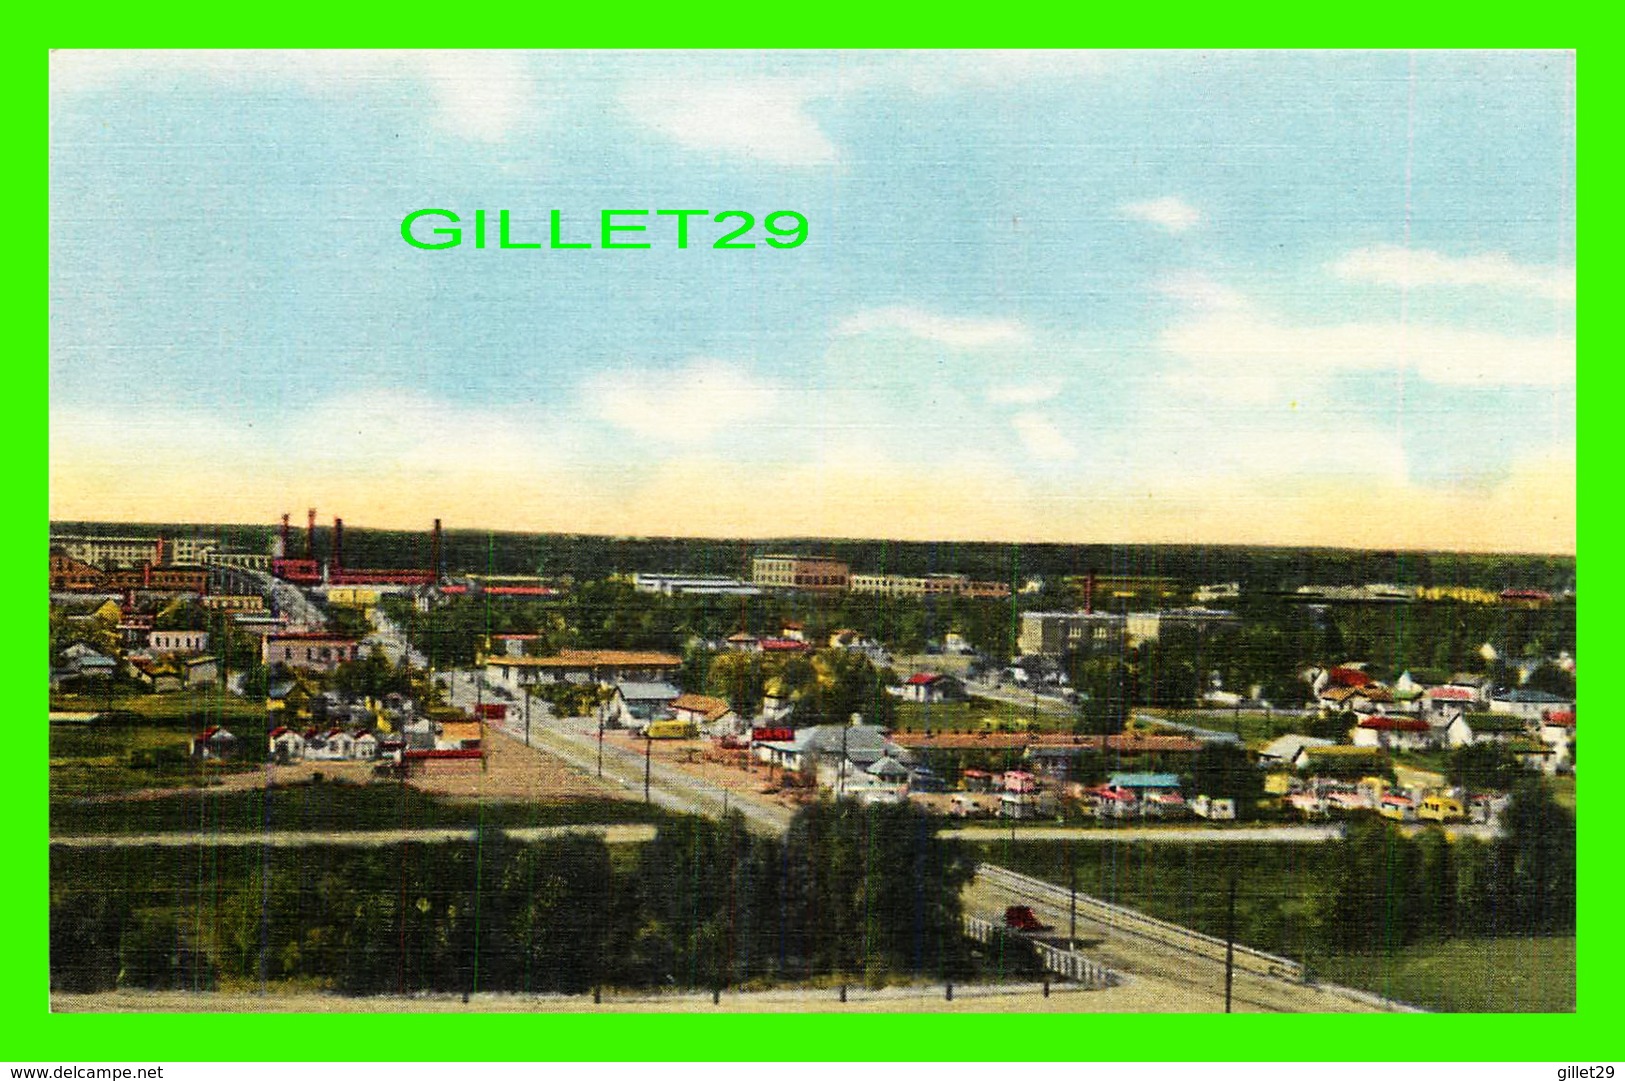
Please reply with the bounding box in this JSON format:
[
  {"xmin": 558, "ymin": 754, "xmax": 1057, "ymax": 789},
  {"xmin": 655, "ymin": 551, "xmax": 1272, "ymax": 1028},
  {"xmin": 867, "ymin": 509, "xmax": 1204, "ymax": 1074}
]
[
  {"xmin": 52, "ymin": 690, "xmax": 267, "ymax": 726},
  {"xmin": 1141, "ymin": 709, "xmax": 1306, "ymax": 746},
  {"xmin": 50, "ymin": 723, "xmax": 263, "ymax": 796},
  {"xmin": 1318, "ymin": 936, "xmax": 1575, "ymax": 1012},
  {"xmin": 893, "ymin": 696, "xmax": 1067, "ymax": 733}
]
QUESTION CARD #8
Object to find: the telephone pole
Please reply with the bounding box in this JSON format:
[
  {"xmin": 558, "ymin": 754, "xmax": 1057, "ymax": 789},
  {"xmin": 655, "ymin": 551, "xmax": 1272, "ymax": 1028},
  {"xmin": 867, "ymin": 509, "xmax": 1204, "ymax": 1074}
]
[
  {"xmin": 643, "ymin": 731, "xmax": 652, "ymax": 804},
  {"xmin": 1224, "ymin": 871, "xmax": 1237, "ymax": 1014}
]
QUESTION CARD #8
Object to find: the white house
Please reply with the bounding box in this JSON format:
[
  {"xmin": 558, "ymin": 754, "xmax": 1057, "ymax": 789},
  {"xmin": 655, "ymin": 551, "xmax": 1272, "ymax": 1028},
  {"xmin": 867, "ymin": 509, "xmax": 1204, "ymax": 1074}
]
[
  {"xmin": 1445, "ymin": 712, "xmax": 1532, "ymax": 748},
  {"xmin": 1489, "ymin": 689, "xmax": 1575, "ymax": 721},
  {"xmin": 604, "ymin": 681, "xmax": 683, "ymax": 729},
  {"xmin": 268, "ymin": 726, "xmax": 306, "ymax": 762},
  {"xmin": 148, "ymin": 629, "xmax": 210, "ymax": 655},
  {"xmin": 1350, "ymin": 715, "xmax": 1434, "ymax": 752},
  {"xmin": 895, "ymin": 672, "xmax": 964, "ymax": 704},
  {"xmin": 351, "ymin": 731, "xmax": 379, "ymax": 759},
  {"xmin": 1423, "ymin": 685, "xmax": 1479, "ymax": 718}
]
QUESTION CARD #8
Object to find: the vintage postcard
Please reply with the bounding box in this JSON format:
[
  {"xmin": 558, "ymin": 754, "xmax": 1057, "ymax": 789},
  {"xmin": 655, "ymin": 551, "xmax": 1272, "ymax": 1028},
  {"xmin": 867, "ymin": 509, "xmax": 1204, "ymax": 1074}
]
[{"xmin": 47, "ymin": 49, "xmax": 1575, "ymax": 1014}]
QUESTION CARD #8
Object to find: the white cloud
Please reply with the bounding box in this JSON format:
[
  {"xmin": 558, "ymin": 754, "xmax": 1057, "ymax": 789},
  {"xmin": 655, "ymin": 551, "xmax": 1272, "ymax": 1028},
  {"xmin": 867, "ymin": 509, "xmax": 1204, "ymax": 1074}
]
[
  {"xmin": 837, "ymin": 306, "xmax": 1031, "ymax": 348},
  {"xmin": 618, "ymin": 78, "xmax": 836, "ymax": 166},
  {"xmin": 50, "ymin": 50, "xmax": 538, "ymax": 142},
  {"xmin": 1012, "ymin": 412, "xmax": 1077, "ymax": 462},
  {"xmin": 1156, "ymin": 272, "xmax": 1254, "ymax": 313},
  {"xmin": 1330, "ymin": 245, "xmax": 1575, "ymax": 303},
  {"xmin": 1162, "ymin": 311, "xmax": 1575, "ymax": 389},
  {"xmin": 988, "ymin": 379, "xmax": 1063, "ymax": 405},
  {"xmin": 581, "ymin": 358, "xmax": 778, "ymax": 442},
  {"xmin": 1120, "ymin": 196, "xmax": 1201, "ymax": 233}
]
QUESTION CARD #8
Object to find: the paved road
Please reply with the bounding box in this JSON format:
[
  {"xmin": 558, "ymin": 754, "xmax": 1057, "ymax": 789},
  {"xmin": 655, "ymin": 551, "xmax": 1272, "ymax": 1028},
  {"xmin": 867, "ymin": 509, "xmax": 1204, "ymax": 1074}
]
[
  {"xmin": 948, "ymin": 824, "xmax": 1349, "ymax": 843},
  {"xmin": 483, "ymin": 706, "xmax": 792, "ymax": 836},
  {"xmin": 51, "ymin": 823, "xmax": 657, "ymax": 848}
]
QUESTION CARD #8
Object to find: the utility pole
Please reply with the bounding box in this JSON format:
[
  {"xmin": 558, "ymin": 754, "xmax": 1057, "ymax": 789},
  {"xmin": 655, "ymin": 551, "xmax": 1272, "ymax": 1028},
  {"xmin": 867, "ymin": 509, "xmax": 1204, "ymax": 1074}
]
[
  {"xmin": 524, "ymin": 685, "xmax": 531, "ymax": 747},
  {"xmin": 597, "ymin": 707, "xmax": 605, "ymax": 778},
  {"xmin": 1224, "ymin": 871, "xmax": 1237, "ymax": 1014},
  {"xmin": 644, "ymin": 731, "xmax": 652, "ymax": 804},
  {"xmin": 1069, "ymin": 843, "xmax": 1078, "ymax": 949}
]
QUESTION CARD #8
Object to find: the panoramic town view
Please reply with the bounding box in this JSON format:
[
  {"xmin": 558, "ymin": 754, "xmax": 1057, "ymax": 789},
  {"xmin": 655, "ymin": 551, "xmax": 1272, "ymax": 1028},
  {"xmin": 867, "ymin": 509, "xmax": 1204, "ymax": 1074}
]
[
  {"xmin": 48, "ymin": 521, "xmax": 1576, "ymax": 1011},
  {"xmin": 48, "ymin": 50, "xmax": 1574, "ymax": 1012}
]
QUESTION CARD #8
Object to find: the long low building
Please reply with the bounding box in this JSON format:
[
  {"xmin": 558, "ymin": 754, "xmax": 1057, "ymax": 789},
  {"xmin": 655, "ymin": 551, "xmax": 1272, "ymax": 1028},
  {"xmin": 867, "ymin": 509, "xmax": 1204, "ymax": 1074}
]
[{"xmin": 483, "ymin": 649, "xmax": 684, "ymax": 691}]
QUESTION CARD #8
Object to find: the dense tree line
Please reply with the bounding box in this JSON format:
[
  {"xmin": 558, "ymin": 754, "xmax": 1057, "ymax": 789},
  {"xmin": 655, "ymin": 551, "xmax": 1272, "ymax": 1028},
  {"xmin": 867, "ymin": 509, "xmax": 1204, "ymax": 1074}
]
[{"xmin": 50, "ymin": 803, "xmax": 978, "ymax": 996}]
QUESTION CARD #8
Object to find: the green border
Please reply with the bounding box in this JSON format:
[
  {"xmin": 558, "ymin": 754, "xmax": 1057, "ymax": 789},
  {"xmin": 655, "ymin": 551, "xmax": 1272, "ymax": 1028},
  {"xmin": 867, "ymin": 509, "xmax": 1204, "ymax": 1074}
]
[{"xmin": 20, "ymin": 28, "xmax": 1604, "ymax": 1062}]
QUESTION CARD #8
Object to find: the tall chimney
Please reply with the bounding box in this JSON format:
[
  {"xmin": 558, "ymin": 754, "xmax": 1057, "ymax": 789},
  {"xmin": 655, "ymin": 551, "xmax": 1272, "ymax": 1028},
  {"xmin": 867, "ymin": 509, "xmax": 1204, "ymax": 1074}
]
[
  {"xmin": 333, "ymin": 517, "xmax": 344, "ymax": 573},
  {"xmin": 279, "ymin": 513, "xmax": 290, "ymax": 559},
  {"xmin": 155, "ymin": 536, "xmax": 166, "ymax": 566},
  {"xmin": 1085, "ymin": 571, "xmax": 1095, "ymax": 615},
  {"xmin": 306, "ymin": 508, "xmax": 317, "ymax": 559},
  {"xmin": 431, "ymin": 519, "xmax": 442, "ymax": 582}
]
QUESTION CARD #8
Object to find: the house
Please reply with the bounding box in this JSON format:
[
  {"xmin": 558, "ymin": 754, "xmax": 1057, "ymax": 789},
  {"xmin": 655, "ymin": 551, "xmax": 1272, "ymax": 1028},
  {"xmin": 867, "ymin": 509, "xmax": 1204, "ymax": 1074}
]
[
  {"xmin": 670, "ymin": 693, "xmax": 740, "ymax": 737},
  {"xmin": 1444, "ymin": 672, "xmax": 1494, "ymax": 704},
  {"xmin": 1537, "ymin": 713, "xmax": 1575, "ymax": 773},
  {"xmin": 942, "ymin": 632, "xmax": 973, "ymax": 655},
  {"xmin": 58, "ymin": 644, "xmax": 117, "ymax": 685},
  {"xmin": 759, "ymin": 637, "xmax": 812, "ymax": 655},
  {"xmin": 896, "ymin": 672, "xmax": 965, "ymax": 704},
  {"xmin": 351, "ymin": 731, "xmax": 379, "ymax": 760},
  {"xmin": 262, "ymin": 632, "xmax": 362, "ymax": 673},
  {"xmin": 1026, "ymin": 745, "xmax": 1078, "ymax": 781},
  {"xmin": 183, "ymin": 655, "xmax": 219, "ymax": 689},
  {"xmin": 268, "ymin": 726, "xmax": 306, "ymax": 762},
  {"xmin": 483, "ymin": 649, "xmax": 683, "ymax": 692},
  {"xmin": 1002, "ymin": 769, "xmax": 1039, "ymax": 794},
  {"xmin": 1350, "ymin": 715, "xmax": 1433, "ymax": 752},
  {"xmin": 724, "ymin": 632, "xmax": 761, "ymax": 653},
  {"xmin": 1445, "ymin": 712, "xmax": 1532, "ymax": 748},
  {"xmin": 436, "ymin": 720, "xmax": 483, "ymax": 752},
  {"xmin": 1489, "ymin": 689, "xmax": 1575, "ymax": 721},
  {"xmin": 1317, "ymin": 684, "xmax": 1366, "ymax": 713},
  {"xmin": 1258, "ymin": 734, "xmax": 1333, "ymax": 769},
  {"xmin": 1085, "ymin": 784, "xmax": 1137, "ymax": 819},
  {"xmin": 1422, "ymin": 685, "xmax": 1479, "ymax": 718},
  {"xmin": 190, "ymin": 726, "xmax": 237, "ymax": 760},
  {"xmin": 147, "ymin": 629, "xmax": 210, "ymax": 655},
  {"xmin": 1191, "ymin": 794, "xmax": 1237, "ymax": 820},
  {"xmin": 1292, "ymin": 744, "xmax": 1387, "ymax": 775},
  {"xmin": 127, "ymin": 657, "xmax": 183, "ymax": 693},
  {"xmin": 779, "ymin": 621, "xmax": 806, "ymax": 642},
  {"xmin": 1108, "ymin": 772, "xmax": 1181, "ymax": 800},
  {"xmin": 312, "ymin": 728, "xmax": 355, "ymax": 760},
  {"xmin": 754, "ymin": 724, "xmax": 900, "ymax": 789},
  {"xmin": 605, "ymin": 681, "xmax": 683, "ymax": 729}
]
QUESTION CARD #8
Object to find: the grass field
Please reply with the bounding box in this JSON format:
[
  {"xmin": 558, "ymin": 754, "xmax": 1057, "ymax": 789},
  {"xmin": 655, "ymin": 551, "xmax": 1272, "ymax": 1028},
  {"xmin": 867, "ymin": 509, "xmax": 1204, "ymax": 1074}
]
[
  {"xmin": 50, "ymin": 721, "xmax": 264, "ymax": 795},
  {"xmin": 1318, "ymin": 936, "xmax": 1575, "ymax": 1012},
  {"xmin": 50, "ymin": 779, "xmax": 667, "ymax": 836},
  {"xmin": 892, "ymin": 697, "xmax": 1066, "ymax": 733},
  {"xmin": 51, "ymin": 690, "xmax": 268, "ymax": 726},
  {"xmin": 1140, "ymin": 709, "xmax": 1307, "ymax": 746}
]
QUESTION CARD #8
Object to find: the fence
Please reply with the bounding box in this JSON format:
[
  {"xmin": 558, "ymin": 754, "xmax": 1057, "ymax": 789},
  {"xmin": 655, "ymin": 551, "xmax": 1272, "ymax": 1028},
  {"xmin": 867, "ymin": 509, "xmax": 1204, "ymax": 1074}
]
[
  {"xmin": 977, "ymin": 863, "xmax": 1305, "ymax": 982},
  {"xmin": 962, "ymin": 915, "xmax": 1118, "ymax": 989}
]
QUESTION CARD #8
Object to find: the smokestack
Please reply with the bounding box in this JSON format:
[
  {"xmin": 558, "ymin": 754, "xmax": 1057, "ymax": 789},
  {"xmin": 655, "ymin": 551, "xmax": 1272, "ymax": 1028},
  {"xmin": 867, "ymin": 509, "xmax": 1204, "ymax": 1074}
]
[
  {"xmin": 431, "ymin": 519, "xmax": 442, "ymax": 583},
  {"xmin": 155, "ymin": 536, "xmax": 166, "ymax": 566},
  {"xmin": 1085, "ymin": 571, "xmax": 1095, "ymax": 615},
  {"xmin": 307, "ymin": 508, "xmax": 317, "ymax": 559},
  {"xmin": 333, "ymin": 517, "xmax": 344, "ymax": 573},
  {"xmin": 278, "ymin": 513, "xmax": 290, "ymax": 559}
]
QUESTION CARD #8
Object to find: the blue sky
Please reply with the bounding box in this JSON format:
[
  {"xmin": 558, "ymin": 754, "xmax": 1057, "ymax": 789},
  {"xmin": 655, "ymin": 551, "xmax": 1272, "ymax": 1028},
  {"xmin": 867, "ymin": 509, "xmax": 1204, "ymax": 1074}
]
[{"xmin": 48, "ymin": 50, "xmax": 1575, "ymax": 551}]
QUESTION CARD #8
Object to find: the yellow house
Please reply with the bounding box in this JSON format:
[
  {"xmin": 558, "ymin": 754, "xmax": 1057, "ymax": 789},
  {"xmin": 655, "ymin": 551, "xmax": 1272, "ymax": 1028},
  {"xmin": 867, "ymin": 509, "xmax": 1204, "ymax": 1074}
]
[{"xmin": 1418, "ymin": 795, "xmax": 1465, "ymax": 822}]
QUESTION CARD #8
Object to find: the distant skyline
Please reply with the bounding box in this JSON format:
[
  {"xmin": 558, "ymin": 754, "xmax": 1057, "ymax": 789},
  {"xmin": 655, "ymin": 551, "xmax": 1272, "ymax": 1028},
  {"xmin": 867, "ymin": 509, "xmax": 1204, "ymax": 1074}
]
[{"xmin": 49, "ymin": 50, "xmax": 1576, "ymax": 554}]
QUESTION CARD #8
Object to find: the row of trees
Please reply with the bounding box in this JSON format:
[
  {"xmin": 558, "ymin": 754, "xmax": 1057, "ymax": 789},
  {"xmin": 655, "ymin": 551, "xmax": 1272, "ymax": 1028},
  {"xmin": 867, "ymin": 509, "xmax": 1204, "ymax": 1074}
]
[{"xmin": 51, "ymin": 803, "xmax": 979, "ymax": 996}]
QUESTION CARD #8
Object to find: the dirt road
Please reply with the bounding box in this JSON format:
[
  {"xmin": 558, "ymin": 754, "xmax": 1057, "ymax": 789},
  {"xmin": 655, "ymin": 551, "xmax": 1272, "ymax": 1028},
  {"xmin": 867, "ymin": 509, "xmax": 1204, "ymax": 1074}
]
[{"xmin": 50, "ymin": 823, "xmax": 657, "ymax": 848}]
